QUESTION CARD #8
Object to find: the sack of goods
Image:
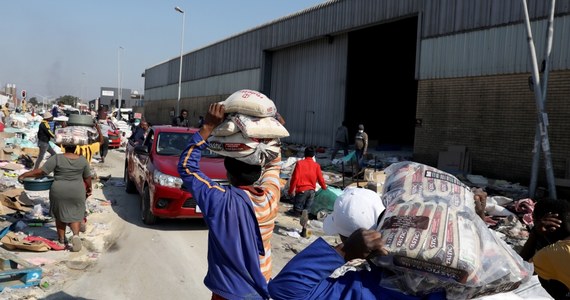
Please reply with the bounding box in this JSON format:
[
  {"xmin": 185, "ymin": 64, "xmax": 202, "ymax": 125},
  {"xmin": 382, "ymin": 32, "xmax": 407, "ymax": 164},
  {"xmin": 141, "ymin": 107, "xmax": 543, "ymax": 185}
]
[
  {"xmin": 55, "ymin": 126, "xmax": 99, "ymax": 146},
  {"xmin": 209, "ymin": 89, "xmax": 289, "ymax": 165},
  {"xmin": 370, "ymin": 161, "xmax": 533, "ymax": 299}
]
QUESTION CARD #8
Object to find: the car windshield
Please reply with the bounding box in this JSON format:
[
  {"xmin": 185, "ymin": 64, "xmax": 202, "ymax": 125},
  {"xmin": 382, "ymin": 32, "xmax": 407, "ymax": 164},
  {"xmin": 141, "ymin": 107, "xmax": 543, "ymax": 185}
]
[{"xmin": 156, "ymin": 132, "xmax": 222, "ymax": 158}]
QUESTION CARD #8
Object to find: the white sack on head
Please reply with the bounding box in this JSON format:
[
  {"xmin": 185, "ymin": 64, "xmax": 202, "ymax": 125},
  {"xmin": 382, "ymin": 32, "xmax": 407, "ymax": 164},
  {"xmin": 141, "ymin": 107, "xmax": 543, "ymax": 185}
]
[
  {"xmin": 370, "ymin": 161, "xmax": 533, "ymax": 300},
  {"xmin": 208, "ymin": 132, "xmax": 256, "ymax": 158},
  {"xmin": 231, "ymin": 113, "xmax": 289, "ymax": 139},
  {"xmin": 234, "ymin": 139, "xmax": 281, "ymax": 166},
  {"xmin": 211, "ymin": 118, "xmax": 240, "ymax": 137},
  {"xmin": 220, "ymin": 89, "xmax": 277, "ymax": 117}
]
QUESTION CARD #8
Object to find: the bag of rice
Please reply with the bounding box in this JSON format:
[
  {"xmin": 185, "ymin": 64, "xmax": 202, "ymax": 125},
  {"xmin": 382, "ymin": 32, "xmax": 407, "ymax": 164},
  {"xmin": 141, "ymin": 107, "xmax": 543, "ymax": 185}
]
[
  {"xmin": 370, "ymin": 161, "xmax": 533, "ymax": 299},
  {"xmin": 221, "ymin": 89, "xmax": 277, "ymax": 117},
  {"xmin": 211, "ymin": 118, "xmax": 240, "ymax": 137},
  {"xmin": 230, "ymin": 113, "xmax": 289, "ymax": 138}
]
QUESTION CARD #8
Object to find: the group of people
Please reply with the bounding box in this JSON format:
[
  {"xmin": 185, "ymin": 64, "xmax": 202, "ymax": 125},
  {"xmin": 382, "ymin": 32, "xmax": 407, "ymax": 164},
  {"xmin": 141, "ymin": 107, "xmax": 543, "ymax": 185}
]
[
  {"xmin": 172, "ymin": 109, "xmax": 205, "ymax": 128},
  {"xmin": 176, "ymin": 103, "xmax": 570, "ymax": 300},
  {"xmin": 330, "ymin": 121, "xmax": 368, "ymax": 164}
]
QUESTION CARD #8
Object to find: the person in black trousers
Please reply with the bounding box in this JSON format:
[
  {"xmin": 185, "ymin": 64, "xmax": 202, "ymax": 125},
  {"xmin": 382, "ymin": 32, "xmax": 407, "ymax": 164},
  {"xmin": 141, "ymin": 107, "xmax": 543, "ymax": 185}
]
[{"xmin": 35, "ymin": 112, "xmax": 57, "ymax": 169}]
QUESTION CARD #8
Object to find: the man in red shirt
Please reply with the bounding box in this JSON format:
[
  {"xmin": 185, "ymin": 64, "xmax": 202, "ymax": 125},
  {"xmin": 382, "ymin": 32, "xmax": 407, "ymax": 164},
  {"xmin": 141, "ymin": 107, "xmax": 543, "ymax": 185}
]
[{"xmin": 288, "ymin": 147, "xmax": 327, "ymax": 228}]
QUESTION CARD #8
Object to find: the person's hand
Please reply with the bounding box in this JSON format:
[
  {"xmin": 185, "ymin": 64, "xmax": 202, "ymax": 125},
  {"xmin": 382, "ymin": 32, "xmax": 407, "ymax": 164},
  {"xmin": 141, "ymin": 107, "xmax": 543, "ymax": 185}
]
[
  {"xmin": 199, "ymin": 103, "xmax": 226, "ymax": 138},
  {"xmin": 204, "ymin": 103, "xmax": 225, "ymax": 128},
  {"xmin": 472, "ymin": 188, "xmax": 487, "ymax": 220},
  {"xmin": 341, "ymin": 229, "xmax": 388, "ymax": 261},
  {"xmin": 534, "ymin": 212, "xmax": 562, "ymax": 235}
]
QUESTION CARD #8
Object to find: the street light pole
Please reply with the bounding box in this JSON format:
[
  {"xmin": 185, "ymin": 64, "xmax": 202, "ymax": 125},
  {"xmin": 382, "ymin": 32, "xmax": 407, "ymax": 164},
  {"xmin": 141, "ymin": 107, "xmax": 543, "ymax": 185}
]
[
  {"xmin": 117, "ymin": 46, "xmax": 124, "ymax": 119},
  {"xmin": 175, "ymin": 6, "xmax": 185, "ymax": 117}
]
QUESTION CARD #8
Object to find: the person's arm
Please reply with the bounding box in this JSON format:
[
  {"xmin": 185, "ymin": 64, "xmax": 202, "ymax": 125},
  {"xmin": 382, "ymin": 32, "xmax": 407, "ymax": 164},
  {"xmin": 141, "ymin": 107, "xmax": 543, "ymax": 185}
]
[
  {"xmin": 288, "ymin": 163, "xmax": 299, "ymax": 196},
  {"xmin": 178, "ymin": 103, "xmax": 226, "ymax": 215},
  {"xmin": 519, "ymin": 212, "xmax": 561, "ymax": 261},
  {"xmin": 275, "ymin": 112, "xmax": 286, "ymax": 125},
  {"xmin": 363, "ymin": 132, "xmax": 368, "ymax": 155},
  {"xmin": 268, "ymin": 238, "xmax": 346, "ymax": 300},
  {"xmin": 41, "ymin": 121, "xmax": 56, "ymax": 139},
  {"xmin": 94, "ymin": 122, "xmax": 104, "ymax": 144},
  {"xmin": 18, "ymin": 168, "xmax": 47, "ymax": 183},
  {"xmin": 316, "ymin": 165, "xmax": 327, "ymax": 190}
]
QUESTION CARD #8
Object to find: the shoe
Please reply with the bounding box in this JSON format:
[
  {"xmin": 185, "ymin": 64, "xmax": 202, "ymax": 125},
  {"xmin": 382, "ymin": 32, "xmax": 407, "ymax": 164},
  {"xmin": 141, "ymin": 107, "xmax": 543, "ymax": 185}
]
[
  {"xmin": 71, "ymin": 235, "xmax": 82, "ymax": 252},
  {"xmin": 300, "ymin": 210, "xmax": 309, "ymax": 227}
]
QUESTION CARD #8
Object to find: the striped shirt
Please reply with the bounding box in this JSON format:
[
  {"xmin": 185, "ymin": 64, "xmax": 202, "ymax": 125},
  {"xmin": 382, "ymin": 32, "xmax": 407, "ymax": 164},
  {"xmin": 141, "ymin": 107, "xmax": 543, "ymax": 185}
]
[{"xmin": 178, "ymin": 132, "xmax": 282, "ymax": 299}]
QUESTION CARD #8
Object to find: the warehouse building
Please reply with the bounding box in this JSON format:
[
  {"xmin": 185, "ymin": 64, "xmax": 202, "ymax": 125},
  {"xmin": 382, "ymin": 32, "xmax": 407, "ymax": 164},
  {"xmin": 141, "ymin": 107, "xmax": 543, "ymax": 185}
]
[{"xmin": 142, "ymin": 0, "xmax": 570, "ymax": 187}]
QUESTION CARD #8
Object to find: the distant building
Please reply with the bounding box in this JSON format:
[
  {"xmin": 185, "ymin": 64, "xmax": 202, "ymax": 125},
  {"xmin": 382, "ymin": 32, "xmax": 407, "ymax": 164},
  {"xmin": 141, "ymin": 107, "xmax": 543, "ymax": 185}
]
[{"xmin": 99, "ymin": 87, "xmax": 139, "ymax": 111}]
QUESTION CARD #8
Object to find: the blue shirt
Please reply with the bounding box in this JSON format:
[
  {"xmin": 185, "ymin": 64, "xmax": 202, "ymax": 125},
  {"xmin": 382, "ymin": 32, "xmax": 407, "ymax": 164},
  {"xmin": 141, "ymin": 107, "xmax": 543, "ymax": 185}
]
[
  {"xmin": 178, "ymin": 133, "xmax": 268, "ymax": 300},
  {"xmin": 268, "ymin": 238, "xmax": 447, "ymax": 300}
]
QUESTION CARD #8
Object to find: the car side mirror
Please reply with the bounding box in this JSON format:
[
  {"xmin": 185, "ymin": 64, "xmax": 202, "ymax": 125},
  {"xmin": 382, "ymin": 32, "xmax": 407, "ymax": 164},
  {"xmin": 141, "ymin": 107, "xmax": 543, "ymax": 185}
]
[{"xmin": 134, "ymin": 145, "xmax": 148, "ymax": 155}]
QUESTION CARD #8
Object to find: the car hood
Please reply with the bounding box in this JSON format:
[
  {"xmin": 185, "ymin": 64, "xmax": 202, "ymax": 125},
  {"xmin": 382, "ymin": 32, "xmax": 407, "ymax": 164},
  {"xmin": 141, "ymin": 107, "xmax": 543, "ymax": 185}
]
[{"xmin": 153, "ymin": 155, "xmax": 227, "ymax": 180}]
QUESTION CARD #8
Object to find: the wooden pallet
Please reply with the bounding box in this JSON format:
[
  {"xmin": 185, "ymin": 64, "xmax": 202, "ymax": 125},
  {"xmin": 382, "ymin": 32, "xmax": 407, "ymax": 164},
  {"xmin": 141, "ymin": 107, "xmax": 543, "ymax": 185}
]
[{"xmin": 0, "ymin": 247, "xmax": 42, "ymax": 291}]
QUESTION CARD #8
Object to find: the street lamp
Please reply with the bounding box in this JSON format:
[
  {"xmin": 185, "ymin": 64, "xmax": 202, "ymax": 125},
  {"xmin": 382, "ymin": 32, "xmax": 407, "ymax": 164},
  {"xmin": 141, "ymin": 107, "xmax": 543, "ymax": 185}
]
[
  {"xmin": 175, "ymin": 6, "xmax": 185, "ymax": 117},
  {"xmin": 117, "ymin": 46, "xmax": 124, "ymax": 119}
]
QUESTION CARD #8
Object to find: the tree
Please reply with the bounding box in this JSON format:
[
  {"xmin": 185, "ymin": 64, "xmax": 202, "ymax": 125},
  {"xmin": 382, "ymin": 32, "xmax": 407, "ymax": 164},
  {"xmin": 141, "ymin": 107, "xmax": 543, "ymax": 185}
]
[
  {"xmin": 56, "ymin": 95, "xmax": 79, "ymax": 107},
  {"xmin": 28, "ymin": 97, "xmax": 38, "ymax": 106}
]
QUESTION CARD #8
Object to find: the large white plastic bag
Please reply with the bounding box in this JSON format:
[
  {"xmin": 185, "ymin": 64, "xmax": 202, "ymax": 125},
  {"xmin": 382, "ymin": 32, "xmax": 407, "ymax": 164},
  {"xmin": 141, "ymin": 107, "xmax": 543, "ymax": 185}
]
[
  {"xmin": 371, "ymin": 161, "xmax": 533, "ymax": 299},
  {"xmin": 207, "ymin": 132, "xmax": 281, "ymax": 166}
]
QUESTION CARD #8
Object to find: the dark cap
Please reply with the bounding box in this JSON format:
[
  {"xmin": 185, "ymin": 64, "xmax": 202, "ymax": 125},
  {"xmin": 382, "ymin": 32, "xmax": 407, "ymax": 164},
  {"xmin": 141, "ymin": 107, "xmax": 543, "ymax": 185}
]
[
  {"xmin": 358, "ymin": 124, "xmax": 364, "ymax": 130},
  {"xmin": 304, "ymin": 147, "xmax": 315, "ymax": 157}
]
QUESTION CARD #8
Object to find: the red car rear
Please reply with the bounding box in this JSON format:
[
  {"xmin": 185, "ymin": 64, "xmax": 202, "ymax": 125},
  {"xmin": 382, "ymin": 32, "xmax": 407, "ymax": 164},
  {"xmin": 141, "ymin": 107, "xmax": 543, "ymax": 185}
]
[{"xmin": 107, "ymin": 121, "xmax": 121, "ymax": 148}]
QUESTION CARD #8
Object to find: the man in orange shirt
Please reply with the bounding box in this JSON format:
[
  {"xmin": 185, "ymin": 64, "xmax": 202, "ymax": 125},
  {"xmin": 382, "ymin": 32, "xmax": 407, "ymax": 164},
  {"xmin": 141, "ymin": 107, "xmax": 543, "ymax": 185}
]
[{"xmin": 288, "ymin": 147, "xmax": 327, "ymax": 234}]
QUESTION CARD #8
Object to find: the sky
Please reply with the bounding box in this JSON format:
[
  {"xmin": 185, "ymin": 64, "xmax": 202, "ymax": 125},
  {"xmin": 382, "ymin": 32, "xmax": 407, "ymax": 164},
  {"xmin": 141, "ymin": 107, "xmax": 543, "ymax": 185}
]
[{"xmin": 1, "ymin": 0, "xmax": 328, "ymax": 104}]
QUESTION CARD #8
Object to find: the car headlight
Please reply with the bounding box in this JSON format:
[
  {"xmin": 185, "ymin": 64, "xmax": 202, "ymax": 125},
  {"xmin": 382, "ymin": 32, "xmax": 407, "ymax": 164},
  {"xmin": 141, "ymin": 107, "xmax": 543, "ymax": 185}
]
[{"xmin": 153, "ymin": 169, "xmax": 183, "ymax": 188}]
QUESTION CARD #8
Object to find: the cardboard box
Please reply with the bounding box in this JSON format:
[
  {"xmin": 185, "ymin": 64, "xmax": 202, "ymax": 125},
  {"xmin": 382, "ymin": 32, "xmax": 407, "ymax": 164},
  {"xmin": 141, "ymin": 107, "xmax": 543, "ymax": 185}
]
[
  {"xmin": 0, "ymin": 132, "xmax": 16, "ymax": 139},
  {"xmin": 364, "ymin": 168, "xmax": 386, "ymax": 184},
  {"xmin": 22, "ymin": 147, "xmax": 40, "ymax": 158}
]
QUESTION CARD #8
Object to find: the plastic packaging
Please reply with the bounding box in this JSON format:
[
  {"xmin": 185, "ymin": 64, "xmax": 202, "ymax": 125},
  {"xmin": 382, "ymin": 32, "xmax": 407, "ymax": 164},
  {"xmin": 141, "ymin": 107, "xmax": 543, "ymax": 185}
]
[{"xmin": 370, "ymin": 161, "xmax": 533, "ymax": 299}]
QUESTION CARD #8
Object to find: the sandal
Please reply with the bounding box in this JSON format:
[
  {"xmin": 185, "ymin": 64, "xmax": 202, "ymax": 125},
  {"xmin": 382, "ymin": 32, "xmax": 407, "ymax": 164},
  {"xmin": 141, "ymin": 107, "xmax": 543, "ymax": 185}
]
[{"xmin": 71, "ymin": 235, "xmax": 82, "ymax": 252}]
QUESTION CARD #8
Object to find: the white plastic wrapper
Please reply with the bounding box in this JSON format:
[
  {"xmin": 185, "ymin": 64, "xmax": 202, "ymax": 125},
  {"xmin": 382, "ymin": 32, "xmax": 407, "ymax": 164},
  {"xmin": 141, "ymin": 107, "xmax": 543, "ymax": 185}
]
[
  {"xmin": 207, "ymin": 132, "xmax": 280, "ymax": 166},
  {"xmin": 371, "ymin": 161, "xmax": 533, "ymax": 299},
  {"xmin": 55, "ymin": 126, "xmax": 99, "ymax": 145}
]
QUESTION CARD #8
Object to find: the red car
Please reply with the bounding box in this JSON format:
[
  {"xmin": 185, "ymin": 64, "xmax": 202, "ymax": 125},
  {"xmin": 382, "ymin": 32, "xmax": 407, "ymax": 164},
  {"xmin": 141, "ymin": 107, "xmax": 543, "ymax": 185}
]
[
  {"xmin": 107, "ymin": 121, "xmax": 122, "ymax": 149},
  {"xmin": 124, "ymin": 126, "xmax": 228, "ymax": 225}
]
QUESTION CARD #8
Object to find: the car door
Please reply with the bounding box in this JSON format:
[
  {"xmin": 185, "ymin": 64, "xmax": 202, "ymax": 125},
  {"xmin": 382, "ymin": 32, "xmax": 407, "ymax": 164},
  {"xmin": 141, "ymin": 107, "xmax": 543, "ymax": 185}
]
[{"xmin": 134, "ymin": 129, "xmax": 154, "ymax": 190}]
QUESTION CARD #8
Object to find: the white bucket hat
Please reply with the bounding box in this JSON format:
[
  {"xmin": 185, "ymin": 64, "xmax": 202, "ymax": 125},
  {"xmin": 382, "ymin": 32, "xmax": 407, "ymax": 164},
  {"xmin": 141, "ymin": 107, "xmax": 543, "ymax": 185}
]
[{"xmin": 323, "ymin": 187, "xmax": 385, "ymax": 237}]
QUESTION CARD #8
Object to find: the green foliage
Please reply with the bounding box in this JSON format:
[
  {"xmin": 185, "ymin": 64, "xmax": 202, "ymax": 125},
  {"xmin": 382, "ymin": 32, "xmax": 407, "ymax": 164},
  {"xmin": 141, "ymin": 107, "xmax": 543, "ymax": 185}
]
[
  {"xmin": 56, "ymin": 95, "xmax": 79, "ymax": 106},
  {"xmin": 28, "ymin": 97, "xmax": 38, "ymax": 106}
]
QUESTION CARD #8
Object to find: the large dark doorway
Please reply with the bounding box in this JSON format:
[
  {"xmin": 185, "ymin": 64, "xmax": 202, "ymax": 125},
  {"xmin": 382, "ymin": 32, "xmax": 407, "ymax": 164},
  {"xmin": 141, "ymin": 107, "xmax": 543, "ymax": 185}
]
[{"xmin": 345, "ymin": 17, "xmax": 418, "ymax": 150}]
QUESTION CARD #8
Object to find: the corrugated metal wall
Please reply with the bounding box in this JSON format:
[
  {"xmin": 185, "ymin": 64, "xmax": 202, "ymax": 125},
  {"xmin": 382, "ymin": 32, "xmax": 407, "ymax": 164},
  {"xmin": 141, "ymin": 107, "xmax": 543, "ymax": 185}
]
[
  {"xmin": 145, "ymin": 0, "xmax": 570, "ymax": 100},
  {"xmin": 421, "ymin": 0, "xmax": 570, "ymax": 37},
  {"xmin": 270, "ymin": 35, "xmax": 348, "ymax": 147},
  {"xmin": 145, "ymin": 69, "xmax": 261, "ymax": 101},
  {"xmin": 419, "ymin": 14, "xmax": 570, "ymax": 79},
  {"xmin": 144, "ymin": 0, "xmax": 422, "ymax": 96}
]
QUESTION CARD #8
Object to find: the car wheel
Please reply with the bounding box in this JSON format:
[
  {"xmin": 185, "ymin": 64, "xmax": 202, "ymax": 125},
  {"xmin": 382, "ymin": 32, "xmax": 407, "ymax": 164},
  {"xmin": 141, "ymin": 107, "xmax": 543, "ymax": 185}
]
[
  {"xmin": 124, "ymin": 162, "xmax": 137, "ymax": 194},
  {"xmin": 141, "ymin": 186, "xmax": 157, "ymax": 225}
]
